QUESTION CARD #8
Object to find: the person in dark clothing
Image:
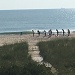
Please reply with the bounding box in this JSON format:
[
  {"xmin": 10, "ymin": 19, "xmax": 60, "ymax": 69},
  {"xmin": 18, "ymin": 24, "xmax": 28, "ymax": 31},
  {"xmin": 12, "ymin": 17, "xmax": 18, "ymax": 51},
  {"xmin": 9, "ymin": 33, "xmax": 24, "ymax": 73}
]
[
  {"xmin": 56, "ymin": 29, "xmax": 59, "ymax": 36},
  {"xmin": 44, "ymin": 30, "xmax": 46, "ymax": 37},
  {"xmin": 50, "ymin": 29, "xmax": 52, "ymax": 36},
  {"xmin": 37, "ymin": 30, "xmax": 40, "ymax": 36},
  {"xmin": 20, "ymin": 32, "xmax": 22, "ymax": 35},
  {"xmin": 48, "ymin": 29, "xmax": 52, "ymax": 37},
  {"xmin": 32, "ymin": 30, "xmax": 34, "ymax": 37},
  {"xmin": 68, "ymin": 29, "xmax": 70, "ymax": 36},
  {"xmin": 62, "ymin": 29, "xmax": 65, "ymax": 36}
]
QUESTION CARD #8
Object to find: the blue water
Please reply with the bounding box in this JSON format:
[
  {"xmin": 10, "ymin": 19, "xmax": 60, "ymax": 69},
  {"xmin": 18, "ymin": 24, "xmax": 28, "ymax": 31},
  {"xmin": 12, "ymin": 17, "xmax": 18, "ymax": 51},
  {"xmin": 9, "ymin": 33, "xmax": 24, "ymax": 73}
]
[{"xmin": 0, "ymin": 9, "xmax": 75, "ymax": 33}]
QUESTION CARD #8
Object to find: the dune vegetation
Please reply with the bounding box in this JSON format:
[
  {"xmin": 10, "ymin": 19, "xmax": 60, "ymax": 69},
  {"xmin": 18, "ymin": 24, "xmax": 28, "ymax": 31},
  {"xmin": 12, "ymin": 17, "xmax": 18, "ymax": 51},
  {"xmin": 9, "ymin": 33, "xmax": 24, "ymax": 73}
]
[
  {"xmin": 0, "ymin": 42, "xmax": 53, "ymax": 75},
  {"xmin": 38, "ymin": 38, "xmax": 75, "ymax": 75}
]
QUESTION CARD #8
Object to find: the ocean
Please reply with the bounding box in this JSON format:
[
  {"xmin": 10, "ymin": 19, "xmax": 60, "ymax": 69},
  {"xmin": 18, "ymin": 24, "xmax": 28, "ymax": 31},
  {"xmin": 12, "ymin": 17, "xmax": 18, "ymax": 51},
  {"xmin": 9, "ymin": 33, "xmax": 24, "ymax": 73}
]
[{"xmin": 0, "ymin": 9, "xmax": 75, "ymax": 33}]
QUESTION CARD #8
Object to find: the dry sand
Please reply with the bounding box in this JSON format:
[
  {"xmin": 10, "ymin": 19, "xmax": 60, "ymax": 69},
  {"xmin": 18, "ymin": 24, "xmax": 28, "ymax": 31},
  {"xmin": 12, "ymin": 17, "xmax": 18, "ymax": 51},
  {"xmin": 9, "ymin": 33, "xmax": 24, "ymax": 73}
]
[{"xmin": 0, "ymin": 32, "xmax": 75, "ymax": 46}]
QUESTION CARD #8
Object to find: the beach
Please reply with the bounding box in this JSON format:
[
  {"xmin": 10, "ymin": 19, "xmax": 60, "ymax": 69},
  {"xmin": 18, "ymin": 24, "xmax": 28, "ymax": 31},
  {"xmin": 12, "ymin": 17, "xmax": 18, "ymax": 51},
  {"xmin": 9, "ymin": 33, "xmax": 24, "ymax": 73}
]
[{"xmin": 0, "ymin": 32, "xmax": 75, "ymax": 46}]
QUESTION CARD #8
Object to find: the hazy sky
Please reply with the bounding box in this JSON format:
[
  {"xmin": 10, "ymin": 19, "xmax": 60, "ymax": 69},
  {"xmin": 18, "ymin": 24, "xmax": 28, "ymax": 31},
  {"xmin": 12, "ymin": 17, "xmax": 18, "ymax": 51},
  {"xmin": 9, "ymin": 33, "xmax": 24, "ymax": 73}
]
[{"xmin": 0, "ymin": 0, "xmax": 75, "ymax": 10}]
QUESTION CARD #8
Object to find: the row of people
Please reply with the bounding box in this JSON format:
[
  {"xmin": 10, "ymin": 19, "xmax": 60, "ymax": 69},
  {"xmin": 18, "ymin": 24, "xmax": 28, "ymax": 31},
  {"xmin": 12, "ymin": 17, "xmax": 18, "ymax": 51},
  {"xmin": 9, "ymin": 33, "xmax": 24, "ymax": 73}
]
[{"xmin": 32, "ymin": 29, "xmax": 70, "ymax": 37}]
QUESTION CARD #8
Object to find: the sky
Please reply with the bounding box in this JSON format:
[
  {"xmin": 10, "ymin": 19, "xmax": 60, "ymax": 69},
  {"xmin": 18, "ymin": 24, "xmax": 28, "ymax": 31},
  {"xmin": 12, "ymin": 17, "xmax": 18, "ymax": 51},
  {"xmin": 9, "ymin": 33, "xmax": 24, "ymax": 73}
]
[{"xmin": 0, "ymin": 0, "xmax": 75, "ymax": 10}]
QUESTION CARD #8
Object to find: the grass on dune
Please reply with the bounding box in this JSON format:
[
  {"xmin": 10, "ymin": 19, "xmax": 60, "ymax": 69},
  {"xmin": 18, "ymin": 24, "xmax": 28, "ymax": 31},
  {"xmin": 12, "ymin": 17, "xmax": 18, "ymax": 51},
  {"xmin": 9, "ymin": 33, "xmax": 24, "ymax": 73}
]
[
  {"xmin": 0, "ymin": 42, "xmax": 28, "ymax": 66},
  {"xmin": 0, "ymin": 42, "xmax": 53, "ymax": 75},
  {"xmin": 38, "ymin": 38, "xmax": 75, "ymax": 75}
]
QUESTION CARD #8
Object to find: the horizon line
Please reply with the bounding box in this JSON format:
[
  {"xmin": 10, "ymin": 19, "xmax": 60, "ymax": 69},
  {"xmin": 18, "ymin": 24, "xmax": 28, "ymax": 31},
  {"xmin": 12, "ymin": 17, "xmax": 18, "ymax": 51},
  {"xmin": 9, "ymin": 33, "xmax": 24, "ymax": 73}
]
[{"xmin": 0, "ymin": 8, "xmax": 75, "ymax": 10}]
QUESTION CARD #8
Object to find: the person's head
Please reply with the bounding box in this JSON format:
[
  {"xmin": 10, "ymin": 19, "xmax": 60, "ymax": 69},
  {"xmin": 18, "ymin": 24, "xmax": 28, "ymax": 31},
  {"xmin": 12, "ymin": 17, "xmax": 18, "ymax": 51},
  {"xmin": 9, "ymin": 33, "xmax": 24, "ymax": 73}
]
[
  {"xmin": 37, "ymin": 30, "xmax": 39, "ymax": 32},
  {"xmin": 32, "ymin": 30, "xmax": 33, "ymax": 31}
]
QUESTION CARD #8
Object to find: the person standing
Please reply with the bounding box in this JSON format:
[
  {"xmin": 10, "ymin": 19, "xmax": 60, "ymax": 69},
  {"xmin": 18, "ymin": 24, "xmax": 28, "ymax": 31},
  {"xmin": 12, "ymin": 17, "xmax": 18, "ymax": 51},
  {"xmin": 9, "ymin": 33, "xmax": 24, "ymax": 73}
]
[
  {"xmin": 56, "ymin": 29, "xmax": 59, "ymax": 36},
  {"xmin": 50, "ymin": 29, "xmax": 52, "ymax": 36},
  {"xmin": 20, "ymin": 32, "xmax": 22, "ymax": 35},
  {"xmin": 32, "ymin": 30, "xmax": 34, "ymax": 37},
  {"xmin": 62, "ymin": 29, "xmax": 65, "ymax": 36},
  {"xmin": 37, "ymin": 30, "xmax": 40, "ymax": 36},
  {"xmin": 68, "ymin": 29, "xmax": 70, "ymax": 36},
  {"xmin": 48, "ymin": 29, "xmax": 52, "ymax": 37},
  {"xmin": 44, "ymin": 30, "xmax": 46, "ymax": 37}
]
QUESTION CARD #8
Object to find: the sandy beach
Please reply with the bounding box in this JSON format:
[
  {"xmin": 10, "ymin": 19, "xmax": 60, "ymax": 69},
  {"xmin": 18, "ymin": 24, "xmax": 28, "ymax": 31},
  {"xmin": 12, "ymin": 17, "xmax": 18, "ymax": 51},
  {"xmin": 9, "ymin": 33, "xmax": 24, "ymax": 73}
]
[{"xmin": 0, "ymin": 32, "xmax": 75, "ymax": 46}]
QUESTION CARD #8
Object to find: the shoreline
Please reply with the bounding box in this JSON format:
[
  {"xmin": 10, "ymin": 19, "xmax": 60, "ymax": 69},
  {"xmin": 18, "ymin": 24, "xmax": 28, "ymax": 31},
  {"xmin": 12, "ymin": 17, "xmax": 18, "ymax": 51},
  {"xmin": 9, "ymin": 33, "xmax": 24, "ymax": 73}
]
[
  {"xmin": 0, "ymin": 31, "xmax": 32, "ymax": 35},
  {"xmin": 0, "ymin": 28, "xmax": 74, "ymax": 34}
]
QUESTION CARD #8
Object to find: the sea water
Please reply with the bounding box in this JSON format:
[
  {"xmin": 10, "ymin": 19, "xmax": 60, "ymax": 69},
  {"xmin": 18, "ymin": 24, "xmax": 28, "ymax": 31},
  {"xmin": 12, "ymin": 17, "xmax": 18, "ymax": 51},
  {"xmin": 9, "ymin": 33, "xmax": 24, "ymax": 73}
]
[{"xmin": 0, "ymin": 9, "xmax": 75, "ymax": 33}]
